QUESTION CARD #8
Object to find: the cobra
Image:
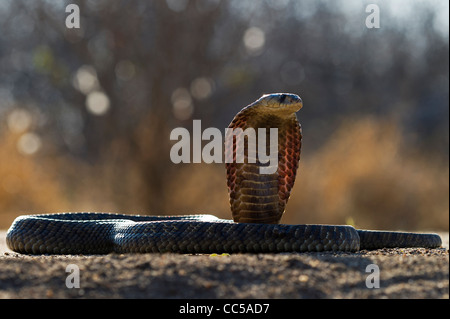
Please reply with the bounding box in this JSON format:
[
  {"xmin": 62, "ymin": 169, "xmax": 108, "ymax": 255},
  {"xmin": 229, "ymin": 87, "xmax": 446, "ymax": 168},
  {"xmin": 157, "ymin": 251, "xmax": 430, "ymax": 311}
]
[{"xmin": 6, "ymin": 93, "xmax": 442, "ymax": 254}]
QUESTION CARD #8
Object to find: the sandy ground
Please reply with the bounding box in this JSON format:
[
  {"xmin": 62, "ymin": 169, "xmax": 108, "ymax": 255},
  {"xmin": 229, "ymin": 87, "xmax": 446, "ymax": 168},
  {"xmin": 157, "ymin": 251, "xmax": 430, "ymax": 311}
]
[{"xmin": 0, "ymin": 230, "xmax": 448, "ymax": 299}]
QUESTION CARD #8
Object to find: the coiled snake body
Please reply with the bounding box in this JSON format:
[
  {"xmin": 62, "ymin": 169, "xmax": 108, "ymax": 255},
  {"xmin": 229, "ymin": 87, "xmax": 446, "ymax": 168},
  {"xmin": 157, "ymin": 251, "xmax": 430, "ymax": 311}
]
[{"xmin": 6, "ymin": 94, "xmax": 442, "ymax": 254}]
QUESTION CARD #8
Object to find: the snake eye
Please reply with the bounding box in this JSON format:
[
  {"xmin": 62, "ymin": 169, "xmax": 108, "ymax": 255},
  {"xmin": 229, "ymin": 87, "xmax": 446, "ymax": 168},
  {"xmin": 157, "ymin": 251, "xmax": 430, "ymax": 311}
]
[{"xmin": 278, "ymin": 94, "xmax": 287, "ymax": 103}]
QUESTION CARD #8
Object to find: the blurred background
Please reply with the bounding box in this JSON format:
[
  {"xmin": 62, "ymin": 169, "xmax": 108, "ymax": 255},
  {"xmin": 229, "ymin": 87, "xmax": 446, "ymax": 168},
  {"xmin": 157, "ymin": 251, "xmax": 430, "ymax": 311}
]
[{"xmin": 0, "ymin": 0, "xmax": 448, "ymax": 231}]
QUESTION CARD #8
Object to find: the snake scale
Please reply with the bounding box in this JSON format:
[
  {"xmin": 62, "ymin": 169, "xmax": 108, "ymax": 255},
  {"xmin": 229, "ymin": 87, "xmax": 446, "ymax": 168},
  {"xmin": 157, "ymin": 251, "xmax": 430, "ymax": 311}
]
[{"xmin": 6, "ymin": 93, "xmax": 442, "ymax": 254}]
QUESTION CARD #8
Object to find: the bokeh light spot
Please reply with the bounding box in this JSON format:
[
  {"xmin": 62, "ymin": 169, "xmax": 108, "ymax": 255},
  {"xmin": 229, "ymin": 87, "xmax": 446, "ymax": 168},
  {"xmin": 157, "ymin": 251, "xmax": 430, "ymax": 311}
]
[{"xmin": 86, "ymin": 91, "xmax": 110, "ymax": 116}]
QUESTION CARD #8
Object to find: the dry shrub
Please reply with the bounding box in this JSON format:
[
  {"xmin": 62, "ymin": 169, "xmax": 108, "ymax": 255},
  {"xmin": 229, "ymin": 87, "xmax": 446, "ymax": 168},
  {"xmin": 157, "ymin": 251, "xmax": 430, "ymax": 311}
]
[
  {"xmin": 0, "ymin": 131, "xmax": 69, "ymax": 228},
  {"xmin": 164, "ymin": 164, "xmax": 230, "ymax": 219},
  {"xmin": 285, "ymin": 117, "xmax": 449, "ymax": 231},
  {"xmin": 0, "ymin": 134, "xmax": 144, "ymax": 229}
]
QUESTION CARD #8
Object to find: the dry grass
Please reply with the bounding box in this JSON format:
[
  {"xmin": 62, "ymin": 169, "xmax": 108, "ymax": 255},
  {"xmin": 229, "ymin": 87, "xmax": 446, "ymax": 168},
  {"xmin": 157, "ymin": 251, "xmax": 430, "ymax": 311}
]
[
  {"xmin": 285, "ymin": 117, "xmax": 449, "ymax": 231},
  {"xmin": 0, "ymin": 131, "xmax": 68, "ymax": 228},
  {"xmin": 0, "ymin": 117, "xmax": 448, "ymax": 231}
]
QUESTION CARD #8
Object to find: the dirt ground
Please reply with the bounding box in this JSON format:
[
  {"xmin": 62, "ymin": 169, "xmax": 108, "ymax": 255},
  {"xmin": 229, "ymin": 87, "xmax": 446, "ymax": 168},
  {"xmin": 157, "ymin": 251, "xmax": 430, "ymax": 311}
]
[{"xmin": 0, "ymin": 230, "xmax": 448, "ymax": 299}]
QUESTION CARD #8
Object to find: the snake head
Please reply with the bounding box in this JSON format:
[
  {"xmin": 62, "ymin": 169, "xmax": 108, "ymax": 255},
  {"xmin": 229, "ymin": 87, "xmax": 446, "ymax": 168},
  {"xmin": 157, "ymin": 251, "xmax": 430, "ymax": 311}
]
[{"xmin": 248, "ymin": 93, "xmax": 303, "ymax": 118}]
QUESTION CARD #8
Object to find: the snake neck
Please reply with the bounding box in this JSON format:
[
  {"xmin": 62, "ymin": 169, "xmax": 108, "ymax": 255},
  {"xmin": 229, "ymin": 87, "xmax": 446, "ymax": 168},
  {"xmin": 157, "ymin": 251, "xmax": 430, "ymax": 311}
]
[{"xmin": 226, "ymin": 107, "xmax": 302, "ymax": 224}]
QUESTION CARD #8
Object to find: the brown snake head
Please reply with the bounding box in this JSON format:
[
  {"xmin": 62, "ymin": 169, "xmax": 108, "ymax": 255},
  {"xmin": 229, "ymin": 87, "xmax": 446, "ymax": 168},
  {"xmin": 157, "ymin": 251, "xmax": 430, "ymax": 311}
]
[{"xmin": 225, "ymin": 93, "xmax": 302, "ymax": 224}]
